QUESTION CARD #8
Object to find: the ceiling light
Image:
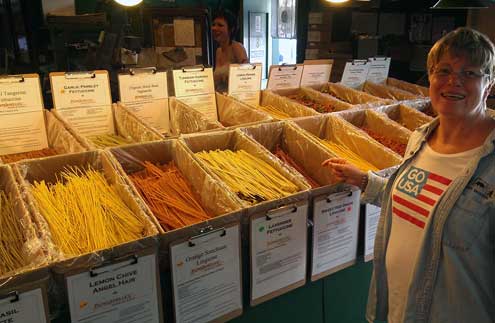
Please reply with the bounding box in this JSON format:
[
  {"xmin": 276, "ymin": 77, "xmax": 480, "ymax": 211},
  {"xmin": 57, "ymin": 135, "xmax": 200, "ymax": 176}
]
[
  {"xmin": 325, "ymin": 0, "xmax": 350, "ymax": 3},
  {"xmin": 113, "ymin": 0, "xmax": 143, "ymax": 7},
  {"xmin": 431, "ymin": 0, "xmax": 493, "ymax": 9}
]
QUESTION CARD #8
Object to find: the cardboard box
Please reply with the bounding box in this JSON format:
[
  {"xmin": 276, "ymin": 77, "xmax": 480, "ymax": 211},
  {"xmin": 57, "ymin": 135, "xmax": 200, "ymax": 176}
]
[
  {"xmin": 0, "ymin": 110, "xmax": 88, "ymax": 164},
  {"xmin": 375, "ymin": 103, "xmax": 433, "ymax": 131},
  {"xmin": 291, "ymin": 114, "xmax": 402, "ymax": 169},
  {"xmin": 239, "ymin": 121, "xmax": 337, "ymax": 186}
]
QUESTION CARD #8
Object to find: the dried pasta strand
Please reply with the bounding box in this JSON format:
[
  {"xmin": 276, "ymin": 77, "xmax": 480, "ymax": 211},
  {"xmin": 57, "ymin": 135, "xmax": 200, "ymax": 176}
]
[
  {"xmin": 320, "ymin": 140, "xmax": 379, "ymax": 172},
  {"xmin": 273, "ymin": 146, "xmax": 320, "ymax": 188},
  {"xmin": 1, "ymin": 148, "xmax": 58, "ymax": 163},
  {"xmin": 88, "ymin": 134, "xmax": 134, "ymax": 148},
  {"xmin": 0, "ymin": 191, "xmax": 27, "ymax": 275},
  {"xmin": 31, "ymin": 167, "xmax": 147, "ymax": 257},
  {"xmin": 196, "ymin": 149, "xmax": 299, "ymax": 204},
  {"xmin": 129, "ymin": 161, "xmax": 211, "ymax": 231}
]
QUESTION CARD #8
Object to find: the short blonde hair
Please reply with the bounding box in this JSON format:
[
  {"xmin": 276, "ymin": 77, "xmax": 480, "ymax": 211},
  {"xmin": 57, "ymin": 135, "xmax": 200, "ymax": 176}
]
[{"xmin": 427, "ymin": 27, "xmax": 495, "ymax": 82}]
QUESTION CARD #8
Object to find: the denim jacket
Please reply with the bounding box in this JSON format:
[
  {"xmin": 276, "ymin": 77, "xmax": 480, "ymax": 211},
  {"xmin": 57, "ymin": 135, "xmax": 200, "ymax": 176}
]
[{"xmin": 363, "ymin": 118, "xmax": 495, "ymax": 323}]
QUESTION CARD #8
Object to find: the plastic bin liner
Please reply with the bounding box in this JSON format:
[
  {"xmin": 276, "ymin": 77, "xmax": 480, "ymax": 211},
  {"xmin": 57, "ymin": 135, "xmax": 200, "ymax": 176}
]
[
  {"xmin": 376, "ymin": 103, "xmax": 433, "ymax": 131},
  {"xmin": 169, "ymin": 97, "xmax": 224, "ymax": 135},
  {"xmin": 401, "ymin": 99, "xmax": 437, "ymax": 117},
  {"xmin": 318, "ymin": 82, "xmax": 392, "ymax": 108},
  {"xmin": 335, "ymin": 109, "xmax": 411, "ymax": 156},
  {"xmin": 291, "ymin": 114, "xmax": 402, "ymax": 169},
  {"xmin": 259, "ymin": 90, "xmax": 320, "ymax": 118},
  {"xmin": 52, "ymin": 103, "xmax": 164, "ymax": 149},
  {"xmin": 0, "ymin": 110, "xmax": 89, "ymax": 164},
  {"xmin": 0, "ymin": 165, "xmax": 48, "ymax": 279},
  {"xmin": 13, "ymin": 150, "xmax": 160, "ymax": 262},
  {"xmin": 216, "ymin": 92, "xmax": 274, "ymax": 127},
  {"xmin": 273, "ymin": 87, "xmax": 354, "ymax": 113},
  {"xmin": 387, "ymin": 77, "xmax": 429, "ymax": 97},
  {"xmin": 240, "ymin": 121, "xmax": 337, "ymax": 186},
  {"xmin": 363, "ymin": 81, "xmax": 422, "ymax": 101},
  {"xmin": 180, "ymin": 129, "xmax": 311, "ymax": 208},
  {"xmin": 108, "ymin": 139, "xmax": 243, "ymax": 227}
]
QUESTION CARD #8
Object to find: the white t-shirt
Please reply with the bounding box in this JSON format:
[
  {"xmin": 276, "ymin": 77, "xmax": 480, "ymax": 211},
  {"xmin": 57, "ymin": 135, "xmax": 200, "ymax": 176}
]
[{"xmin": 386, "ymin": 144, "xmax": 482, "ymax": 323}]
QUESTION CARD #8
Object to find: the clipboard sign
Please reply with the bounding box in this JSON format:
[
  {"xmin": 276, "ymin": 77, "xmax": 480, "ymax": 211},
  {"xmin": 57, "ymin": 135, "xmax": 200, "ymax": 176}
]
[
  {"xmin": 172, "ymin": 65, "xmax": 218, "ymax": 122},
  {"xmin": 364, "ymin": 204, "xmax": 381, "ymax": 262},
  {"xmin": 0, "ymin": 288, "xmax": 49, "ymax": 323},
  {"xmin": 249, "ymin": 201, "xmax": 308, "ymax": 306},
  {"xmin": 0, "ymin": 73, "xmax": 49, "ymax": 155},
  {"xmin": 310, "ymin": 188, "xmax": 360, "ymax": 282},
  {"xmin": 266, "ymin": 64, "xmax": 304, "ymax": 91},
  {"xmin": 169, "ymin": 223, "xmax": 243, "ymax": 323},
  {"xmin": 228, "ymin": 63, "xmax": 262, "ymax": 106},
  {"xmin": 49, "ymin": 70, "xmax": 114, "ymax": 136},
  {"xmin": 366, "ymin": 57, "xmax": 391, "ymax": 85},
  {"xmin": 64, "ymin": 249, "xmax": 163, "ymax": 323},
  {"xmin": 340, "ymin": 59, "xmax": 370, "ymax": 90},
  {"xmin": 300, "ymin": 59, "xmax": 333, "ymax": 88},
  {"xmin": 118, "ymin": 67, "xmax": 170, "ymax": 134}
]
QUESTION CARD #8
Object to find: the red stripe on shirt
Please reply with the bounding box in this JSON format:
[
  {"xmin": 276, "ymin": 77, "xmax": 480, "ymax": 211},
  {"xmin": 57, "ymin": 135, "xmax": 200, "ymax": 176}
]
[
  {"xmin": 423, "ymin": 184, "xmax": 444, "ymax": 195},
  {"xmin": 428, "ymin": 173, "xmax": 452, "ymax": 186},
  {"xmin": 392, "ymin": 207, "xmax": 425, "ymax": 229},
  {"xmin": 393, "ymin": 195, "xmax": 429, "ymax": 217},
  {"xmin": 416, "ymin": 194, "xmax": 436, "ymax": 206}
]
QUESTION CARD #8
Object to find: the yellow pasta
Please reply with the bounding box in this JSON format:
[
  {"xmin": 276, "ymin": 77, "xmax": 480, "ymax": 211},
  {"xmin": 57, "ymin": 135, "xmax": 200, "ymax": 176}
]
[
  {"xmin": 320, "ymin": 140, "xmax": 379, "ymax": 172},
  {"xmin": 88, "ymin": 134, "xmax": 134, "ymax": 148},
  {"xmin": 196, "ymin": 149, "xmax": 299, "ymax": 204},
  {"xmin": 0, "ymin": 191, "xmax": 27, "ymax": 275},
  {"xmin": 31, "ymin": 167, "xmax": 147, "ymax": 256}
]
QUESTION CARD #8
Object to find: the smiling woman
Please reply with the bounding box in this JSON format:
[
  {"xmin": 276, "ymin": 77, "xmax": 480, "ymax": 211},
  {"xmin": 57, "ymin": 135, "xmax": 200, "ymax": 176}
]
[
  {"xmin": 322, "ymin": 27, "xmax": 495, "ymax": 323},
  {"xmin": 211, "ymin": 8, "xmax": 248, "ymax": 92}
]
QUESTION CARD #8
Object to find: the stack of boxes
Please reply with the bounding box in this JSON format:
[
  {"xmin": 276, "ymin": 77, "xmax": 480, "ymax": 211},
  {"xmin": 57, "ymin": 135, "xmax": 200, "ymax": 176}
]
[{"xmin": 305, "ymin": 12, "xmax": 353, "ymax": 82}]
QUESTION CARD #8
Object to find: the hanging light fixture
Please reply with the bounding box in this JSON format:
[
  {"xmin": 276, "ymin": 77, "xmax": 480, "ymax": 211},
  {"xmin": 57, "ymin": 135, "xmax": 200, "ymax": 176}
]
[
  {"xmin": 325, "ymin": 0, "xmax": 350, "ymax": 3},
  {"xmin": 431, "ymin": 0, "xmax": 493, "ymax": 9},
  {"xmin": 113, "ymin": 0, "xmax": 143, "ymax": 6}
]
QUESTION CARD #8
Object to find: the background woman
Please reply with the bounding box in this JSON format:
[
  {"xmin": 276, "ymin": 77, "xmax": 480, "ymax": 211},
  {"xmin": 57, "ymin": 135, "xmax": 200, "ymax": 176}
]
[
  {"xmin": 324, "ymin": 27, "xmax": 494, "ymax": 323},
  {"xmin": 211, "ymin": 9, "xmax": 248, "ymax": 92}
]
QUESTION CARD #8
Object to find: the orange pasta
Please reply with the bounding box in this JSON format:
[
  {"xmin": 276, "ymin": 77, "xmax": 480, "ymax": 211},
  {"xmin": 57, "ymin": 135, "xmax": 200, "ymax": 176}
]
[
  {"xmin": 129, "ymin": 161, "xmax": 210, "ymax": 231},
  {"xmin": 1, "ymin": 148, "xmax": 58, "ymax": 163},
  {"xmin": 273, "ymin": 146, "xmax": 320, "ymax": 188}
]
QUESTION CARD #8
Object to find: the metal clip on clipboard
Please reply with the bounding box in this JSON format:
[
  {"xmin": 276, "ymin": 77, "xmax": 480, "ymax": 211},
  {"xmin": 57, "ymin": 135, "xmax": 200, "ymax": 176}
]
[
  {"xmin": 129, "ymin": 67, "xmax": 157, "ymax": 75},
  {"xmin": 182, "ymin": 65, "xmax": 206, "ymax": 73},
  {"xmin": 89, "ymin": 254, "xmax": 139, "ymax": 277},
  {"xmin": 0, "ymin": 291, "xmax": 19, "ymax": 303},
  {"xmin": 0, "ymin": 74, "xmax": 24, "ymax": 83},
  {"xmin": 64, "ymin": 71, "xmax": 96, "ymax": 79},
  {"xmin": 188, "ymin": 226, "xmax": 227, "ymax": 247},
  {"xmin": 278, "ymin": 64, "xmax": 298, "ymax": 71},
  {"xmin": 326, "ymin": 189, "xmax": 353, "ymax": 203},
  {"xmin": 265, "ymin": 204, "xmax": 298, "ymax": 221}
]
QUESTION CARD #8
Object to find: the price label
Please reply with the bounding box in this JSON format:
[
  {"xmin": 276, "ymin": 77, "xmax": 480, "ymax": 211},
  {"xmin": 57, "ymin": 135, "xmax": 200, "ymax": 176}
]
[
  {"xmin": 173, "ymin": 67, "xmax": 217, "ymax": 121},
  {"xmin": 367, "ymin": 57, "xmax": 391, "ymax": 84},
  {"xmin": 0, "ymin": 74, "xmax": 48, "ymax": 155},
  {"xmin": 170, "ymin": 225, "xmax": 242, "ymax": 323},
  {"xmin": 250, "ymin": 204, "xmax": 308, "ymax": 304},
  {"xmin": 66, "ymin": 254, "xmax": 161, "ymax": 323},
  {"xmin": 228, "ymin": 63, "xmax": 262, "ymax": 106},
  {"xmin": 311, "ymin": 190, "xmax": 360, "ymax": 280},
  {"xmin": 266, "ymin": 65, "xmax": 304, "ymax": 91},
  {"xmin": 301, "ymin": 60, "xmax": 333, "ymax": 87},
  {"xmin": 365, "ymin": 204, "xmax": 381, "ymax": 262},
  {"xmin": 341, "ymin": 60, "xmax": 370, "ymax": 90},
  {"xmin": 50, "ymin": 71, "xmax": 114, "ymax": 136},
  {"xmin": 0, "ymin": 289, "xmax": 48, "ymax": 323},
  {"xmin": 118, "ymin": 69, "xmax": 170, "ymax": 133}
]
